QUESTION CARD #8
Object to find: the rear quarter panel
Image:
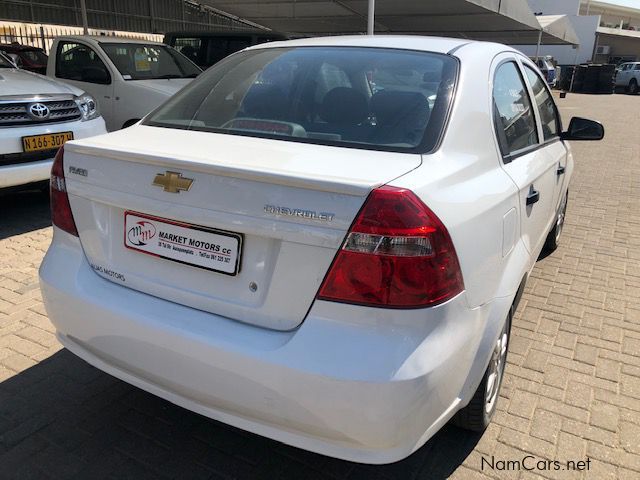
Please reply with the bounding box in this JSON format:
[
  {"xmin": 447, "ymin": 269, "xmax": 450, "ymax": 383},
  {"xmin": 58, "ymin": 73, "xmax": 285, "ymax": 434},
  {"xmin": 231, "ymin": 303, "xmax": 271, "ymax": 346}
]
[{"xmin": 391, "ymin": 44, "xmax": 530, "ymax": 309}]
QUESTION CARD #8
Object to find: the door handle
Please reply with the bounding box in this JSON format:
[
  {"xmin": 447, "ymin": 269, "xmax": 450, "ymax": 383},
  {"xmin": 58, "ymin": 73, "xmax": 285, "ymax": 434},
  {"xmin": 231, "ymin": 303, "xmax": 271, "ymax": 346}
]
[
  {"xmin": 526, "ymin": 189, "xmax": 540, "ymax": 206},
  {"xmin": 557, "ymin": 165, "xmax": 565, "ymax": 175}
]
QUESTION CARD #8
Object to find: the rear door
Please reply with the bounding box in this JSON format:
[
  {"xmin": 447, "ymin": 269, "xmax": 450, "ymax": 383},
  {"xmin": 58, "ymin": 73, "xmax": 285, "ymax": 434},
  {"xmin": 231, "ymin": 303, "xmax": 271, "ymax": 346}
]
[
  {"xmin": 522, "ymin": 62, "xmax": 567, "ymax": 213},
  {"xmin": 492, "ymin": 56, "xmax": 556, "ymax": 257},
  {"xmin": 615, "ymin": 63, "xmax": 631, "ymax": 86}
]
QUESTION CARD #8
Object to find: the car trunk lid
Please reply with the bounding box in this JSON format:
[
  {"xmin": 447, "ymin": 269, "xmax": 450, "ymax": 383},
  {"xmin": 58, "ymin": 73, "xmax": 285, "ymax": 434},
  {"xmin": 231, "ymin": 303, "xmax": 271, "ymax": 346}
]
[{"xmin": 63, "ymin": 125, "xmax": 421, "ymax": 330}]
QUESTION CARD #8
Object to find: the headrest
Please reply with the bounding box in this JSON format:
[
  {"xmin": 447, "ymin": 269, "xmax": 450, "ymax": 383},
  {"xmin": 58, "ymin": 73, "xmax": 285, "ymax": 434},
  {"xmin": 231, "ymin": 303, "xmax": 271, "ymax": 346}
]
[
  {"xmin": 371, "ymin": 90, "xmax": 429, "ymax": 127},
  {"xmin": 242, "ymin": 83, "xmax": 288, "ymax": 119},
  {"xmin": 319, "ymin": 87, "xmax": 368, "ymax": 125}
]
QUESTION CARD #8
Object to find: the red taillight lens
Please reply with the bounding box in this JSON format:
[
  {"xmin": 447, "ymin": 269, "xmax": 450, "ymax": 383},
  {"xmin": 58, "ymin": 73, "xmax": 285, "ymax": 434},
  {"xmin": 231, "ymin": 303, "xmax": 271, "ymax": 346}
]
[
  {"xmin": 318, "ymin": 186, "xmax": 464, "ymax": 308},
  {"xmin": 50, "ymin": 146, "xmax": 78, "ymax": 236}
]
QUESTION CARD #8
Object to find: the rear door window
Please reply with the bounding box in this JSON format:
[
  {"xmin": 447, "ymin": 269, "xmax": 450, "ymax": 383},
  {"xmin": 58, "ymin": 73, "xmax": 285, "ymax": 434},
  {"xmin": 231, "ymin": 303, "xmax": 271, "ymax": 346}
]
[
  {"xmin": 173, "ymin": 37, "xmax": 202, "ymax": 65},
  {"xmin": 206, "ymin": 37, "xmax": 252, "ymax": 66},
  {"xmin": 492, "ymin": 61, "xmax": 538, "ymax": 158},
  {"xmin": 523, "ymin": 65, "xmax": 560, "ymax": 141}
]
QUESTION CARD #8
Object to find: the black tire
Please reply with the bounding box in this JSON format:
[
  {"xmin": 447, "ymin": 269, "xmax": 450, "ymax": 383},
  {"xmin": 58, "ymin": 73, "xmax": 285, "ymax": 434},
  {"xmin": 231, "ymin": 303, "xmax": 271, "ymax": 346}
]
[
  {"xmin": 543, "ymin": 190, "xmax": 568, "ymax": 253},
  {"xmin": 452, "ymin": 312, "xmax": 511, "ymax": 432},
  {"xmin": 629, "ymin": 79, "xmax": 639, "ymax": 95}
]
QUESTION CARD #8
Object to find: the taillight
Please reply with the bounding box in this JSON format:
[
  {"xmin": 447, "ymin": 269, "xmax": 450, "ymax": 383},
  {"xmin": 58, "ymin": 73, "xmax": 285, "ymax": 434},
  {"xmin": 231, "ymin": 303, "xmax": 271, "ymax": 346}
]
[
  {"xmin": 317, "ymin": 186, "xmax": 464, "ymax": 308},
  {"xmin": 50, "ymin": 146, "xmax": 78, "ymax": 236}
]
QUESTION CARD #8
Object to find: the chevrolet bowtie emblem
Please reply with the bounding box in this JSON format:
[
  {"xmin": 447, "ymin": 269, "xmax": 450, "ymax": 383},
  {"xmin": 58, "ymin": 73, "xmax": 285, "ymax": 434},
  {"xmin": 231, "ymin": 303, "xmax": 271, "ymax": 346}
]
[{"xmin": 152, "ymin": 171, "xmax": 193, "ymax": 193}]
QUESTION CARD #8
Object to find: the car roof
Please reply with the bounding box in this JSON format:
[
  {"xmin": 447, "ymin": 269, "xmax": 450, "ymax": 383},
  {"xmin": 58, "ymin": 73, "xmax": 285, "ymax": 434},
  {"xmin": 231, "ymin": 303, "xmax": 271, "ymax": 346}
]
[
  {"xmin": 246, "ymin": 35, "xmax": 484, "ymax": 55},
  {"xmin": 0, "ymin": 43, "xmax": 43, "ymax": 51},
  {"xmin": 55, "ymin": 35, "xmax": 164, "ymax": 46}
]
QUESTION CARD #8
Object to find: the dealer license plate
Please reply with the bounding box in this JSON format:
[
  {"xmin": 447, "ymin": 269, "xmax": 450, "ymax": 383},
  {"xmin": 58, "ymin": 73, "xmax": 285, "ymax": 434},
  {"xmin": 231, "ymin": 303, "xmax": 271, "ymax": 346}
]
[
  {"xmin": 124, "ymin": 211, "xmax": 242, "ymax": 275},
  {"xmin": 22, "ymin": 132, "xmax": 73, "ymax": 152}
]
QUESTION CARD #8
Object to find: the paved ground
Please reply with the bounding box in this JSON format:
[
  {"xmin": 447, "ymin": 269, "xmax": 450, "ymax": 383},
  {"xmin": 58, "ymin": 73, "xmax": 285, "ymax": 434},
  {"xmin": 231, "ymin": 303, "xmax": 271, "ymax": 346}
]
[{"xmin": 0, "ymin": 93, "xmax": 639, "ymax": 480}]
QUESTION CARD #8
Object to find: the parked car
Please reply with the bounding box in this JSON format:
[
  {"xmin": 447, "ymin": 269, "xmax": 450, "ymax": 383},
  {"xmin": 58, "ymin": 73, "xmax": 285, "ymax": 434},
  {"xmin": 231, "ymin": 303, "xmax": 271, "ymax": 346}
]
[
  {"xmin": 163, "ymin": 30, "xmax": 288, "ymax": 69},
  {"xmin": 0, "ymin": 51, "xmax": 106, "ymax": 190},
  {"xmin": 532, "ymin": 56, "xmax": 557, "ymax": 87},
  {"xmin": 614, "ymin": 61, "xmax": 640, "ymax": 94},
  {"xmin": 47, "ymin": 36, "xmax": 201, "ymax": 131},
  {"xmin": 39, "ymin": 36, "xmax": 604, "ymax": 464},
  {"xmin": 0, "ymin": 42, "xmax": 48, "ymax": 75}
]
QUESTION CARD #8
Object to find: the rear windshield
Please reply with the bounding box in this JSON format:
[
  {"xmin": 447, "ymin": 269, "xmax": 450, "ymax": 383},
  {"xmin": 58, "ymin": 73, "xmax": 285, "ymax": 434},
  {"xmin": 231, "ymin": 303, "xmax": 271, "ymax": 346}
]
[
  {"xmin": 21, "ymin": 49, "xmax": 48, "ymax": 64},
  {"xmin": 144, "ymin": 46, "xmax": 458, "ymax": 153}
]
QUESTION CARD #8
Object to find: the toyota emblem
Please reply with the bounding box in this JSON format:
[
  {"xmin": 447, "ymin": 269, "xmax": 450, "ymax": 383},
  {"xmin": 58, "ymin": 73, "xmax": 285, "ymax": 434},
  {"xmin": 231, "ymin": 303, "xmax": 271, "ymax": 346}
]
[{"xmin": 29, "ymin": 103, "xmax": 50, "ymax": 120}]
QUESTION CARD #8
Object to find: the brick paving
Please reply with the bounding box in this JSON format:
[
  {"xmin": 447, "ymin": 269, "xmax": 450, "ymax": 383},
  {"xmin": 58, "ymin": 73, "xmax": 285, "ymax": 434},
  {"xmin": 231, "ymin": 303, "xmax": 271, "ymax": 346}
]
[{"xmin": 0, "ymin": 93, "xmax": 639, "ymax": 479}]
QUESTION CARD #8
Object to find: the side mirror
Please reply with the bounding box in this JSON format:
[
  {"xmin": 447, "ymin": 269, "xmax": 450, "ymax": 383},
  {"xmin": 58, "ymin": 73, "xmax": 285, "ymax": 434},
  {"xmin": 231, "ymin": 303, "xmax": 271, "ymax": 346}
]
[
  {"xmin": 560, "ymin": 117, "xmax": 604, "ymax": 141},
  {"xmin": 81, "ymin": 66, "xmax": 110, "ymax": 84},
  {"xmin": 7, "ymin": 53, "xmax": 21, "ymax": 68}
]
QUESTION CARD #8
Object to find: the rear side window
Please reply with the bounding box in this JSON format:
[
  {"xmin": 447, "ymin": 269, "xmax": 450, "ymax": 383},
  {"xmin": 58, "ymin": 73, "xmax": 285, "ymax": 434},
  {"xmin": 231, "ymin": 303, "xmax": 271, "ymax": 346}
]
[
  {"xmin": 173, "ymin": 37, "xmax": 202, "ymax": 65},
  {"xmin": 523, "ymin": 65, "xmax": 560, "ymax": 141},
  {"xmin": 145, "ymin": 46, "xmax": 458, "ymax": 153},
  {"xmin": 493, "ymin": 61, "xmax": 538, "ymax": 158},
  {"xmin": 207, "ymin": 37, "xmax": 252, "ymax": 66}
]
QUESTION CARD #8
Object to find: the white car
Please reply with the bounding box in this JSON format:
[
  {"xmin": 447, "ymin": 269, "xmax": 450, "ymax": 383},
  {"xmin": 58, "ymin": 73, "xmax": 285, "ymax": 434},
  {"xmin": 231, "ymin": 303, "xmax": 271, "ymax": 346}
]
[
  {"xmin": 0, "ymin": 52, "xmax": 106, "ymax": 190},
  {"xmin": 39, "ymin": 36, "xmax": 604, "ymax": 464},
  {"xmin": 614, "ymin": 61, "xmax": 640, "ymax": 94},
  {"xmin": 47, "ymin": 36, "xmax": 201, "ymax": 131}
]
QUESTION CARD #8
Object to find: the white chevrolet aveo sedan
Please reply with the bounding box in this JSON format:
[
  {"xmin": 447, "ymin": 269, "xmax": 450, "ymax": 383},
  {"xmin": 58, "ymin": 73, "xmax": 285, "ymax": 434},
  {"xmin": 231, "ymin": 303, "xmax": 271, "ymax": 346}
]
[{"xmin": 39, "ymin": 36, "xmax": 603, "ymax": 464}]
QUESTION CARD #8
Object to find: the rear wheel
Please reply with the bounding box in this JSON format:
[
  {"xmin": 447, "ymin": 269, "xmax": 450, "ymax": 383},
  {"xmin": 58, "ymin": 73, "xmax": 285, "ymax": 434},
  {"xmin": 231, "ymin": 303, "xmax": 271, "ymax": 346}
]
[
  {"xmin": 629, "ymin": 79, "xmax": 639, "ymax": 95},
  {"xmin": 452, "ymin": 312, "xmax": 511, "ymax": 431},
  {"xmin": 543, "ymin": 190, "xmax": 568, "ymax": 253}
]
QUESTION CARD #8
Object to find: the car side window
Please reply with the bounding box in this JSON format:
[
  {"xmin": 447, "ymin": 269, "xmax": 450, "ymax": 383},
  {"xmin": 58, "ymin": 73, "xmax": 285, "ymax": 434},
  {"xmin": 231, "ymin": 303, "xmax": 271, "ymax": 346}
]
[
  {"xmin": 523, "ymin": 65, "xmax": 560, "ymax": 141},
  {"xmin": 56, "ymin": 41, "xmax": 110, "ymax": 84},
  {"xmin": 174, "ymin": 37, "xmax": 202, "ymax": 65},
  {"xmin": 635, "ymin": 64, "xmax": 640, "ymax": 71},
  {"xmin": 492, "ymin": 61, "xmax": 538, "ymax": 158}
]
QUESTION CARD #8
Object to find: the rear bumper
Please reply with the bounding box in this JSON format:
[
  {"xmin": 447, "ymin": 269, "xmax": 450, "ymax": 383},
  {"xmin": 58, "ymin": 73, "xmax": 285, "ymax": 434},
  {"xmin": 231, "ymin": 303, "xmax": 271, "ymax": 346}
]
[
  {"xmin": 39, "ymin": 228, "xmax": 510, "ymax": 464},
  {"xmin": 0, "ymin": 117, "xmax": 106, "ymax": 189}
]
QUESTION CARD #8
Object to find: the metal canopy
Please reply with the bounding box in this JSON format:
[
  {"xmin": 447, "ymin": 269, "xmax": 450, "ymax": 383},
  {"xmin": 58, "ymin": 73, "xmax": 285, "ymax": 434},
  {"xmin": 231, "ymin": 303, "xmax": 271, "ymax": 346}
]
[
  {"xmin": 194, "ymin": 0, "xmax": 578, "ymax": 45},
  {"xmin": 536, "ymin": 15, "xmax": 580, "ymax": 46}
]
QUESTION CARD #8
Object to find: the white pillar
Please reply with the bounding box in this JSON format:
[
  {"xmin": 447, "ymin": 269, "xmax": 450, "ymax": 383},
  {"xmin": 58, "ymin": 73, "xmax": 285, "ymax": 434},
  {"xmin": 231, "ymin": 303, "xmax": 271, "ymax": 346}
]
[
  {"xmin": 367, "ymin": 0, "xmax": 375, "ymax": 35},
  {"xmin": 534, "ymin": 30, "xmax": 542, "ymax": 60}
]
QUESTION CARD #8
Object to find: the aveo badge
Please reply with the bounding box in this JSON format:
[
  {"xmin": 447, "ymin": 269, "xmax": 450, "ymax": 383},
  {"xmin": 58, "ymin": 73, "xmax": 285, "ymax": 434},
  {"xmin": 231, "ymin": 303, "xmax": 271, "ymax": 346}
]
[{"xmin": 127, "ymin": 220, "xmax": 156, "ymax": 246}]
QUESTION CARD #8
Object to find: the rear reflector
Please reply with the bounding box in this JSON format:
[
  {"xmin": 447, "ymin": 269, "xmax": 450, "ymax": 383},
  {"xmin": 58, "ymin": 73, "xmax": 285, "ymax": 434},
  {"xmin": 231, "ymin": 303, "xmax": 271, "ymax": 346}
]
[
  {"xmin": 50, "ymin": 146, "xmax": 78, "ymax": 236},
  {"xmin": 318, "ymin": 186, "xmax": 463, "ymax": 308}
]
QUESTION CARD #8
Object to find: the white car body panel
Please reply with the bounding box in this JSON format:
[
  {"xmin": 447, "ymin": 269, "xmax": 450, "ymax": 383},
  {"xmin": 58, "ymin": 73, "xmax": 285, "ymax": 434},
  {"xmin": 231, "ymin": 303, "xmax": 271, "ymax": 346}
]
[
  {"xmin": 41, "ymin": 227, "xmax": 514, "ymax": 463},
  {"xmin": 47, "ymin": 36, "xmax": 196, "ymax": 132},
  {"xmin": 0, "ymin": 67, "xmax": 80, "ymax": 95},
  {"xmin": 40, "ymin": 36, "xmax": 575, "ymax": 463}
]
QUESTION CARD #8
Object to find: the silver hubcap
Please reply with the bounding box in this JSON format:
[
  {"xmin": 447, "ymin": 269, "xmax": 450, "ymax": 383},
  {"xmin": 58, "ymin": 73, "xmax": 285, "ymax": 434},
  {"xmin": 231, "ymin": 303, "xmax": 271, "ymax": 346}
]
[
  {"xmin": 555, "ymin": 195, "xmax": 567, "ymax": 243},
  {"xmin": 485, "ymin": 324, "xmax": 508, "ymax": 414}
]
